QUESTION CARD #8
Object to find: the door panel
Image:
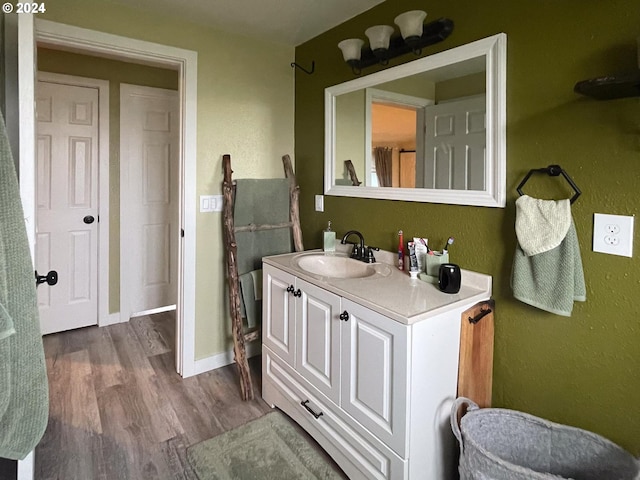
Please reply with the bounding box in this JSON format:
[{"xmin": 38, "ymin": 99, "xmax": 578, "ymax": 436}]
[
  {"xmin": 341, "ymin": 298, "xmax": 409, "ymax": 457},
  {"xmin": 263, "ymin": 265, "xmax": 296, "ymax": 366},
  {"xmin": 296, "ymin": 279, "xmax": 341, "ymax": 404},
  {"xmin": 36, "ymin": 80, "xmax": 99, "ymax": 334},
  {"xmin": 425, "ymin": 95, "xmax": 486, "ymax": 191},
  {"xmin": 121, "ymin": 84, "xmax": 179, "ymax": 317}
]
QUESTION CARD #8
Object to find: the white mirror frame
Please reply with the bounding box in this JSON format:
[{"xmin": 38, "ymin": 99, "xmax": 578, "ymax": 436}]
[{"xmin": 324, "ymin": 33, "xmax": 507, "ymax": 207}]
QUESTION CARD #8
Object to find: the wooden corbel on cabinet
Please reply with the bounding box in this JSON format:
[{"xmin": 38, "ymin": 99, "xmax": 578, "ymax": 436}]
[{"xmin": 457, "ymin": 300, "xmax": 495, "ymax": 408}]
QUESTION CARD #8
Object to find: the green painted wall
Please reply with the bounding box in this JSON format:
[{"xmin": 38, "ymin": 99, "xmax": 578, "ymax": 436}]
[
  {"xmin": 295, "ymin": 0, "xmax": 640, "ymax": 454},
  {"xmin": 41, "ymin": 0, "xmax": 295, "ymax": 360},
  {"xmin": 37, "ymin": 48, "xmax": 179, "ymax": 314}
]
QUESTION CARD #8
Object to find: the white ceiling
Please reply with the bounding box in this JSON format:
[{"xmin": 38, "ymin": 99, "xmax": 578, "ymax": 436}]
[{"xmin": 103, "ymin": 0, "xmax": 385, "ymax": 46}]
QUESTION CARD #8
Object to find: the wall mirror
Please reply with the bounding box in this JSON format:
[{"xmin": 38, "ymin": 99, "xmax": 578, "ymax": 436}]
[{"xmin": 324, "ymin": 33, "xmax": 506, "ymax": 207}]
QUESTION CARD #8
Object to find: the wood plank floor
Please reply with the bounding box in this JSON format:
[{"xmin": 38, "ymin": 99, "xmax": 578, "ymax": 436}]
[{"xmin": 34, "ymin": 312, "xmax": 277, "ymax": 480}]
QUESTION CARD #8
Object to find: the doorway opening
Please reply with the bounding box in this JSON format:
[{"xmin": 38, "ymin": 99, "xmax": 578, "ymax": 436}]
[{"xmin": 32, "ymin": 19, "xmax": 198, "ymax": 377}]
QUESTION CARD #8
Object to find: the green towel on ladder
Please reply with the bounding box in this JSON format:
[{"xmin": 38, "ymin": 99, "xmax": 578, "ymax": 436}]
[
  {"xmin": 239, "ymin": 269, "xmax": 262, "ymax": 329},
  {"xmin": 233, "ymin": 178, "xmax": 292, "ymax": 330},
  {"xmin": 0, "ymin": 112, "xmax": 49, "ymax": 459}
]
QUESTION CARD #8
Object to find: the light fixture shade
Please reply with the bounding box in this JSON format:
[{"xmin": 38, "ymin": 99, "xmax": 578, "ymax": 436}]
[
  {"xmin": 364, "ymin": 25, "xmax": 394, "ymax": 51},
  {"xmin": 394, "ymin": 10, "xmax": 427, "ymax": 40},
  {"xmin": 338, "ymin": 38, "xmax": 365, "ymax": 62}
]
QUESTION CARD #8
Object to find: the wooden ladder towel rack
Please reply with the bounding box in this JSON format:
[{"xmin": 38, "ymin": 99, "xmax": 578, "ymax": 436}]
[{"xmin": 222, "ymin": 153, "xmax": 303, "ymax": 400}]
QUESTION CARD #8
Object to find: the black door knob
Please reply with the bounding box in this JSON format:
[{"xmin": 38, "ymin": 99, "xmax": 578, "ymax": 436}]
[
  {"xmin": 83, "ymin": 215, "xmax": 95, "ymax": 224},
  {"xmin": 35, "ymin": 270, "xmax": 58, "ymax": 287}
]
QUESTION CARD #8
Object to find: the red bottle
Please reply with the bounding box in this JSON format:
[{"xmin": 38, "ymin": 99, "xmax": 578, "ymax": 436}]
[{"xmin": 398, "ymin": 230, "xmax": 404, "ymax": 270}]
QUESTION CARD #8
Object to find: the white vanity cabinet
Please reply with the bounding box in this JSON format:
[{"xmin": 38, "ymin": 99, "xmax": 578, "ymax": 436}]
[
  {"xmin": 262, "ymin": 256, "xmax": 492, "ymax": 480},
  {"xmin": 263, "ymin": 264, "xmax": 409, "ymax": 479},
  {"xmin": 262, "ymin": 251, "xmax": 491, "ymax": 480}
]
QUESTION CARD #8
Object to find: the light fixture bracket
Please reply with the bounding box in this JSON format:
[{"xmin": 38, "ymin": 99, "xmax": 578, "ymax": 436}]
[{"xmin": 347, "ymin": 17, "xmax": 454, "ymax": 74}]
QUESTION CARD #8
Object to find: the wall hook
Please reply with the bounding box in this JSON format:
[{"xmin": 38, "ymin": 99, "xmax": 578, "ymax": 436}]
[{"xmin": 291, "ymin": 61, "xmax": 315, "ymax": 75}]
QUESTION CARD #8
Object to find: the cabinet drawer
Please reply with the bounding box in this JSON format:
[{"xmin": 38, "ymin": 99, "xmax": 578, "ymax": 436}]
[{"xmin": 264, "ymin": 348, "xmax": 407, "ymax": 480}]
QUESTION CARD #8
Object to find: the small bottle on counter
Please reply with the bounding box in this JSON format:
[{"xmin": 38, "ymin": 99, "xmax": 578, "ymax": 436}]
[
  {"xmin": 397, "ymin": 230, "xmax": 404, "ymax": 270},
  {"xmin": 323, "ymin": 221, "xmax": 336, "ymax": 252}
]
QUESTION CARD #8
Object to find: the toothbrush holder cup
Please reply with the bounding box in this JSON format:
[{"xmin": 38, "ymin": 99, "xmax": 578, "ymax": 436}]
[{"xmin": 425, "ymin": 252, "xmax": 449, "ymax": 277}]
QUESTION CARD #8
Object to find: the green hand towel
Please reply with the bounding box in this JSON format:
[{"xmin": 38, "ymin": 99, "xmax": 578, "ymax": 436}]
[
  {"xmin": 512, "ymin": 220, "xmax": 586, "ymax": 316},
  {"xmin": 0, "ymin": 112, "xmax": 49, "ymax": 459}
]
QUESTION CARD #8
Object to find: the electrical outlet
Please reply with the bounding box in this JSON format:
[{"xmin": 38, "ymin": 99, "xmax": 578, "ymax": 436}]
[
  {"xmin": 604, "ymin": 235, "xmax": 620, "ymax": 246},
  {"xmin": 315, "ymin": 195, "xmax": 324, "ymax": 212},
  {"xmin": 605, "ymin": 224, "xmax": 620, "ymax": 235},
  {"xmin": 593, "ymin": 213, "xmax": 634, "ymax": 257}
]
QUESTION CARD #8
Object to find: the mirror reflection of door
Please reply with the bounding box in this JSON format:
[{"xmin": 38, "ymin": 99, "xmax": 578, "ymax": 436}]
[{"xmin": 424, "ymin": 94, "xmax": 486, "ymax": 191}]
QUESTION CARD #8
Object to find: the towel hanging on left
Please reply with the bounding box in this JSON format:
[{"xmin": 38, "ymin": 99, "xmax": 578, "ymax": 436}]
[
  {"xmin": 0, "ymin": 111, "xmax": 49, "ymax": 459},
  {"xmin": 511, "ymin": 195, "xmax": 586, "ymax": 316}
]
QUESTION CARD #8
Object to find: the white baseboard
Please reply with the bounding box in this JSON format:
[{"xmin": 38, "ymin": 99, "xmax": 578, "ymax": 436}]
[
  {"xmin": 191, "ymin": 340, "xmax": 261, "ymax": 376},
  {"xmin": 99, "ymin": 312, "xmax": 124, "ymax": 327},
  {"xmin": 131, "ymin": 304, "xmax": 176, "ymax": 318},
  {"xmin": 111, "ymin": 305, "xmax": 177, "ymax": 326}
]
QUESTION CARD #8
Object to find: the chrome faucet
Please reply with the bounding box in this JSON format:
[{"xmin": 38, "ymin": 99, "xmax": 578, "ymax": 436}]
[{"xmin": 341, "ymin": 230, "xmax": 378, "ymax": 263}]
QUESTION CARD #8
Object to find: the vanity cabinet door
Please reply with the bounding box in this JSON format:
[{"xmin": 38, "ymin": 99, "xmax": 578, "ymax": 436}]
[
  {"xmin": 340, "ymin": 298, "xmax": 409, "ymax": 457},
  {"xmin": 295, "ymin": 278, "xmax": 342, "ymax": 404},
  {"xmin": 263, "ymin": 264, "xmax": 296, "ymax": 366}
]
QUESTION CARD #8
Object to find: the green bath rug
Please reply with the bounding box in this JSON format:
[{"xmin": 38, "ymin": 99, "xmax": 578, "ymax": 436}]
[{"xmin": 186, "ymin": 410, "xmax": 346, "ymax": 479}]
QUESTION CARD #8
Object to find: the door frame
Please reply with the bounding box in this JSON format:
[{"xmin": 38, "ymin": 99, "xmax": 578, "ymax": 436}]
[
  {"xmin": 28, "ymin": 19, "xmax": 198, "ymax": 377},
  {"xmin": 36, "ymin": 71, "xmax": 112, "ymax": 328},
  {"xmin": 119, "ymin": 83, "xmax": 179, "ymax": 321},
  {"xmin": 364, "ymin": 88, "xmax": 433, "ymax": 188}
]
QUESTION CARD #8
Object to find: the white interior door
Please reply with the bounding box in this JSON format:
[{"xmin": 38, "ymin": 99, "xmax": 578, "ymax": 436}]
[
  {"xmin": 424, "ymin": 94, "xmax": 486, "ymax": 190},
  {"xmin": 120, "ymin": 84, "xmax": 179, "ymax": 319},
  {"xmin": 35, "ymin": 80, "xmax": 99, "ymax": 334}
]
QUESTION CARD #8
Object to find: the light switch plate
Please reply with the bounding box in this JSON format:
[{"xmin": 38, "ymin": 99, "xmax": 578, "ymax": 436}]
[
  {"xmin": 593, "ymin": 213, "xmax": 634, "ymax": 257},
  {"xmin": 200, "ymin": 195, "xmax": 223, "ymax": 212},
  {"xmin": 315, "ymin": 195, "xmax": 324, "ymax": 212}
]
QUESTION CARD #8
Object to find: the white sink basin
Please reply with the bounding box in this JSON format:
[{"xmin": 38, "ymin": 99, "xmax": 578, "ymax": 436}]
[{"xmin": 293, "ymin": 253, "xmax": 379, "ymax": 279}]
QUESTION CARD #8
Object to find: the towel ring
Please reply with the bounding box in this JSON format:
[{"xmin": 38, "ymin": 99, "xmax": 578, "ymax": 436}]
[{"xmin": 516, "ymin": 164, "xmax": 581, "ymax": 204}]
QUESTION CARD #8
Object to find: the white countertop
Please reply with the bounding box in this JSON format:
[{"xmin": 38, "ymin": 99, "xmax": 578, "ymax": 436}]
[{"xmin": 263, "ymin": 246, "xmax": 492, "ymax": 325}]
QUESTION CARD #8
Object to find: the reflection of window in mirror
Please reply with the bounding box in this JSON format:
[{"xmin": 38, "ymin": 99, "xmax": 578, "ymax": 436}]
[
  {"xmin": 371, "ymin": 103, "xmax": 417, "ymax": 188},
  {"xmin": 365, "ymin": 88, "xmax": 431, "ymax": 188}
]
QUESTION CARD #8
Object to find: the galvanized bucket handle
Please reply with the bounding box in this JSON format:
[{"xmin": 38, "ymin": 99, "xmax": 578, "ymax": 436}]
[{"xmin": 451, "ymin": 397, "xmax": 479, "ymax": 454}]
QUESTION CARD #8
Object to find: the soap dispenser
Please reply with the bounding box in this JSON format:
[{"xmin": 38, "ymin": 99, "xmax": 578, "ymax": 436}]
[{"xmin": 323, "ymin": 221, "xmax": 336, "ymax": 252}]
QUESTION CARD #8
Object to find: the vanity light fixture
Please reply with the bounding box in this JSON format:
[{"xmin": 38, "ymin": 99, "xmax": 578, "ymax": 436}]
[
  {"xmin": 394, "ymin": 10, "xmax": 428, "ymax": 53},
  {"xmin": 337, "ymin": 38, "xmax": 365, "ymax": 73},
  {"xmin": 364, "ymin": 25, "xmax": 395, "ymax": 64},
  {"xmin": 337, "ymin": 14, "xmax": 454, "ymax": 75}
]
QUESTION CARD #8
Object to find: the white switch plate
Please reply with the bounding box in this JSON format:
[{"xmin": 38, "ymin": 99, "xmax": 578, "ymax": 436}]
[
  {"xmin": 593, "ymin": 213, "xmax": 634, "ymax": 257},
  {"xmin": 200, "ymin": 195, "xmax": 223, "ymax": 212},
  {"xmin": 315, "ymin": 194, "xmax": 324, "ymax": 212}
]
